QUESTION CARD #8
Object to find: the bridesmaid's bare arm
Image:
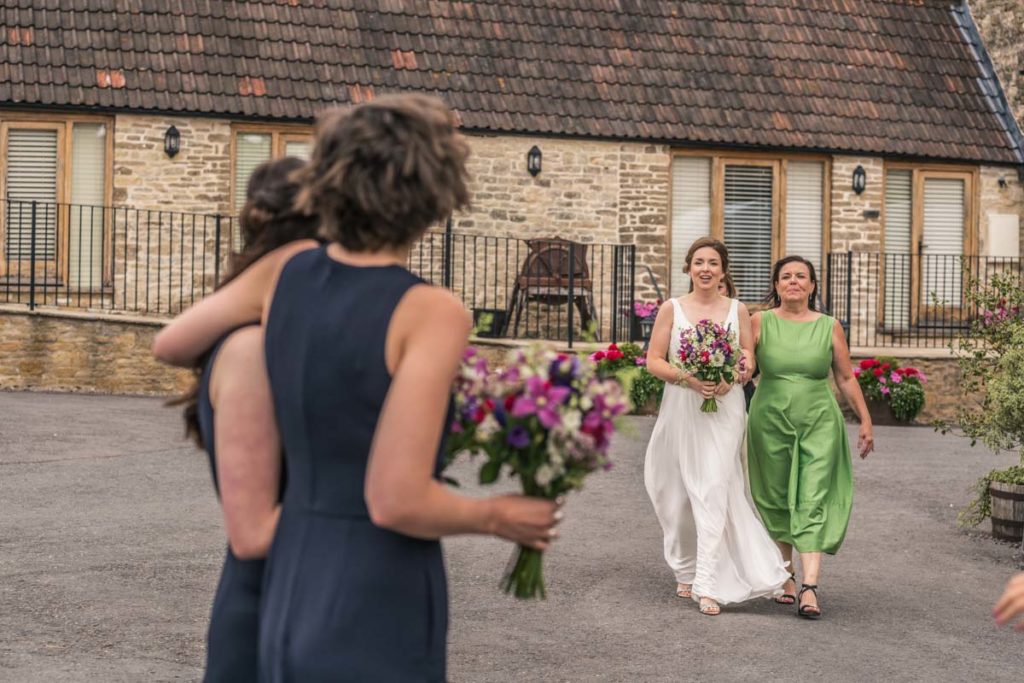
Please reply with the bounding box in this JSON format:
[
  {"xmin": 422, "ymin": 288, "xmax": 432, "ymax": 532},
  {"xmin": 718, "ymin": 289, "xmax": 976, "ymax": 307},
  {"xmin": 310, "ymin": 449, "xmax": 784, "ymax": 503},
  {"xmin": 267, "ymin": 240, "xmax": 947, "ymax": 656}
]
[
  {"xmin": 152, "ymin": 239, "xmax": 318, "ymax": 367},
  {"xmin": 210, "ymin": 326, "xmax": 281, "ymax": 559},
  {"xmin": 830, "ymin": 319, "xmax": 874, "ymax": 458},
  {"xmin": 364, "ymin": 285, "xmax": 559, "ymax": 549}
]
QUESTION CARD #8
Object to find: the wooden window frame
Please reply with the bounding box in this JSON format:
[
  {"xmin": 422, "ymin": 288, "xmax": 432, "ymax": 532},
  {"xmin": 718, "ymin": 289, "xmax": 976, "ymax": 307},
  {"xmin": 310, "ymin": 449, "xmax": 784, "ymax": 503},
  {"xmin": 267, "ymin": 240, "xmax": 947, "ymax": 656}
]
[
  {"xmin": 0, "ymin": 112, "xmax": 114, "ymax": 284},
  {"xmin": 229, "ymin": 123, "xmax": 313, "ymax": 212},
  {"xmin": 668, "ymin": 149, "xmax": 832, "ymax": 302},
  {"xmin": 879, "ymin": 162, "xmax": 979, "ymax": 327}
]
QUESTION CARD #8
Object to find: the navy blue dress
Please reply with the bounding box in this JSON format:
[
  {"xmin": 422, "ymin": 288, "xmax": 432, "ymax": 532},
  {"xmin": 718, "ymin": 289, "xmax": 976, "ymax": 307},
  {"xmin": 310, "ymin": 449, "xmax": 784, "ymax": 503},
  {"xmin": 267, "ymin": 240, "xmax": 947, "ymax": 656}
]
[
  {"xmin": 260, "ymin": 246, "xmax": 448, "ymax": 682},
  {"xmin": 196, "ymin": 326, "xmax": 267, "ymax": 683}
]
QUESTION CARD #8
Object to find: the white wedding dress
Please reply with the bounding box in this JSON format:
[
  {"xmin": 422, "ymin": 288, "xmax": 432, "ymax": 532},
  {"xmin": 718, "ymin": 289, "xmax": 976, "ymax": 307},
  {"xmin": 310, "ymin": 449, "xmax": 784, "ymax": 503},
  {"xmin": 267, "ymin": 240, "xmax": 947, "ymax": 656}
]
[{"xmin": 644, "ymin": 298, "xmax": 789, "ymax": 604}]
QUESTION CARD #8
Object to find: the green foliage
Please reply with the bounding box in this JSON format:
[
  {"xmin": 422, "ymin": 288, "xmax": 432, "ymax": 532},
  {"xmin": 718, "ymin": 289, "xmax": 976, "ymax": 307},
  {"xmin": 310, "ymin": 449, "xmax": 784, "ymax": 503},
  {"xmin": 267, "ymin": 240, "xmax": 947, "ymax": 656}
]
[
  {"xmin": 943, "ymin": 270, "xmax": 1024, "ymax": 526},
  {"xmin": 587, "ymin": 342, "xmax": 664, "ymax": 412}
]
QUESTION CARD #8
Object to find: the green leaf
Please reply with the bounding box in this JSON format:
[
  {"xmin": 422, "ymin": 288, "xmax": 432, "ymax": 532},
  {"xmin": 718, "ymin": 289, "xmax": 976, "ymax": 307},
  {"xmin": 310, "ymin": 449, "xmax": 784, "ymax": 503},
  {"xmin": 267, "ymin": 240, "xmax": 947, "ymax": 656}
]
[{"xmin": 479, "ymin": 458, "xmax": 502, "ymax": 485}]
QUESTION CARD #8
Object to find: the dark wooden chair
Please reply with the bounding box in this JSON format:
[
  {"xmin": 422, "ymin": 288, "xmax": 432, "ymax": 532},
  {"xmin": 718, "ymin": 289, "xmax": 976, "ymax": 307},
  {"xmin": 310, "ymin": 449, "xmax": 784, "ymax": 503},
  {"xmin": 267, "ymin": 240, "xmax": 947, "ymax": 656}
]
[{"xmin": 504, "ymin": 237, "xmax": 598, "ymax": 339}]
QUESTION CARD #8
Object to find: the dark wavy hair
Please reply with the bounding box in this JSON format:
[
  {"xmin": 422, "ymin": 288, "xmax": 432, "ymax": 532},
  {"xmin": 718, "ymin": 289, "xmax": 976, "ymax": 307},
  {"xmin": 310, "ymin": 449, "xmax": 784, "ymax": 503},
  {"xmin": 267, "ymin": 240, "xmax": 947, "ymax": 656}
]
[
  {"xmin": 764, "ymin": 255, "xmax": 819, "ymax": 310},
  {"xmin": 171, "ymin": 156, "xmax": 321, "ymax": 448},
  {"xmin": 294, "ymin": 93, "xmax": 471, "ymax": 251}
]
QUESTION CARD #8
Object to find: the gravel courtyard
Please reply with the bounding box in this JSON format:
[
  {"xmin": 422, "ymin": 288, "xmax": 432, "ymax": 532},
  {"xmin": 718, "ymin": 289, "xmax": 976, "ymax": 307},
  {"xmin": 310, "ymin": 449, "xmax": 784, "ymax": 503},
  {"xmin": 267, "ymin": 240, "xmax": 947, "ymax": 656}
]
[{"xmin": 1, "ymin": 391, "xmax": 1022, "ymax": 682}]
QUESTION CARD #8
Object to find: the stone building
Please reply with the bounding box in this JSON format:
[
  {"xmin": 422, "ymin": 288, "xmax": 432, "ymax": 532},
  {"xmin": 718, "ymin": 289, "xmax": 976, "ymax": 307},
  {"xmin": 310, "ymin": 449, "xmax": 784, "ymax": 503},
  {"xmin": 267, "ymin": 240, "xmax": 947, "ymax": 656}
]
[{"xmin": 1, "ymin": 0, "xmax": 1022, "ymax": 413}]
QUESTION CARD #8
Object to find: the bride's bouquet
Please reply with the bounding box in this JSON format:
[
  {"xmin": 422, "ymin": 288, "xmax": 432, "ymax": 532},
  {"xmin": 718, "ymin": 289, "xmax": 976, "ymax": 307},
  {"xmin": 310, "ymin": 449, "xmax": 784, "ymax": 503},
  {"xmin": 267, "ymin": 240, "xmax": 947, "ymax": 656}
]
[
  {"xmin": 447, "ymin": 345, "xmax": 629, "ymax": 599},
  {"xmin": 677, "ymin": 319, "xmax": 740, "ymax": 413}
]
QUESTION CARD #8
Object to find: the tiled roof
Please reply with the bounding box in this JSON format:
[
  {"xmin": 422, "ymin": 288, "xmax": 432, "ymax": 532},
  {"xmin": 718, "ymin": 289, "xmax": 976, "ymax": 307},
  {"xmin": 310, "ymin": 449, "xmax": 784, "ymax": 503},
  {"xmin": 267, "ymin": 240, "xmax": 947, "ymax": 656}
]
[{"xmin": 1, "ymin": 0, "xmax": 1021, "ymax": 164}]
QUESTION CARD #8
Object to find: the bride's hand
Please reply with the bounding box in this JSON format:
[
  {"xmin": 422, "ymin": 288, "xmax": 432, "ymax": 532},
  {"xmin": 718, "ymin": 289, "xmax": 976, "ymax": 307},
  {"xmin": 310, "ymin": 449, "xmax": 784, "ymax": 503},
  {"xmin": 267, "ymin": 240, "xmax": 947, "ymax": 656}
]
[
  {"xmin": 686, "ymin": 376, "xmax": 717, "ymax": 399},
  {"xmin": 714, "ymin": 379, "xmax": 732, "ymax": 396}
]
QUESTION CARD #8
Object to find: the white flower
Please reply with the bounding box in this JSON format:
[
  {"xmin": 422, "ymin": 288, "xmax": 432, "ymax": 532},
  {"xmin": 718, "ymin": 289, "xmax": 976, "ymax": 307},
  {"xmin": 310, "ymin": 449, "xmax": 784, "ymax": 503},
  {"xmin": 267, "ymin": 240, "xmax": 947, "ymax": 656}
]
[
  {"xmin": 535, "ymin": 464, "xmax": 555, "ymax": 487},
  {"xmin": 476, "ymin": 414, "xmax": 499, "ymax": 442}
]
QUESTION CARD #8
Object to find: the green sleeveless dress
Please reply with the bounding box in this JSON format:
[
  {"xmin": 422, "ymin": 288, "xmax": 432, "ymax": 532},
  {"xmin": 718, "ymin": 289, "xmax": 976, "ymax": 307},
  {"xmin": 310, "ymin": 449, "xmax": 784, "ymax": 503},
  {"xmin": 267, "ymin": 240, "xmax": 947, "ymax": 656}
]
[{"xmin": 747, "ymin": 311, "xmax": 852, "ymax": 555}]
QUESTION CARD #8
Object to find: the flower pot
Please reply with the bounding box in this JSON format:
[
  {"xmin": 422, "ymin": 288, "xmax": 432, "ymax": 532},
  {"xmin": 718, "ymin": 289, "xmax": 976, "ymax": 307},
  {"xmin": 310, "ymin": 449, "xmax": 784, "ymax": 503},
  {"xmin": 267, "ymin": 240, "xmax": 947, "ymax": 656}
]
[
  {"xmin": 990, "ymin": 481, "xmax": 1024, "ymax": 542},
  {"xmin": 472, "ymin": 308, "xmax": 507, "ymax": 338},
  {"xmin": 865, "ymin": 398, "xmax": 901, "ymax": 426}
]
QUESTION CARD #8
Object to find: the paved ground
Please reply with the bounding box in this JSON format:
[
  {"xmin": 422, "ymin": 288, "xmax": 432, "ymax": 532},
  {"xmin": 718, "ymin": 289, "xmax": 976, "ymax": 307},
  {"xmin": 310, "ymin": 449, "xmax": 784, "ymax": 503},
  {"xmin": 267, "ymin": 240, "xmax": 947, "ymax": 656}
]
[{"xmin": 1, "ymin": 391, "xmax": 1023, "ymax": 682}]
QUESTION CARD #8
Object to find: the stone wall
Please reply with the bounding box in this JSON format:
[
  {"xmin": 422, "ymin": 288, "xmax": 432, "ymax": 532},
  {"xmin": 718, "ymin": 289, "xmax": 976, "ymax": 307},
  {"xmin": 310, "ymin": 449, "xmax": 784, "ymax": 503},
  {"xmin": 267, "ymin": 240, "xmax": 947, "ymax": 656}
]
[
  {"xmin": 0, "ymin": 307, "xmax": 189, "ymax": 395},
  {"xmin": 829, "ymin": 156, "xmax": 885, "ymax": 253},
  {"xmin": 970, "ymin": 0, "xmax": 1024, "ymax": 126}
]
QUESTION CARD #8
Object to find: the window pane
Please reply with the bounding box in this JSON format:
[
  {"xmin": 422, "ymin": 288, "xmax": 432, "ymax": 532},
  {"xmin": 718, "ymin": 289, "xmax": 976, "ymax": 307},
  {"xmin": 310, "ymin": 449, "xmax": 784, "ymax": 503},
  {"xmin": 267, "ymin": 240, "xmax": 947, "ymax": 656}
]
[
  {"xmin": 670, "ymin": 157, "xmax": 711, "ymax": 296},
  {"xmin": 883, "ymin": 170, "xmax": 912, "ymax": 330},
  {"xmin": 234, "ymin": 133, "xmax": 272, "ymax": 249},
  {"xmin": 284, "ymin": 139, "xmax": 312, "ymax": 160},
  {"xmin": 5, "ymin": 128, "xmax": 59, "ymax": 262},
  {"xmin": 69, "ymin": 122, "xmax": 107, "ymax": 288},
  {"xmin": 785, "ymin": 161, "xmax": 823, "ymax": 279},
  {"xmin": 723, "ymin": 165, "xmax": 773, "ymax": 302},
  {"xmin": 922, "ymin": 177, "xmax": 965, "ymax": 308}
]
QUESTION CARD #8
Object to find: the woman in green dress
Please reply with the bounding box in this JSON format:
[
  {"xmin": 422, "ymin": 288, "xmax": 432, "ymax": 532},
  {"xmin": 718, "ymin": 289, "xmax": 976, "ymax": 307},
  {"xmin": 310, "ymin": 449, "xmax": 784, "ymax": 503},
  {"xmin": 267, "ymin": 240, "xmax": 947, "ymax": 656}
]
[{"xmin": 747, "ymin": 255, "xmax": 874, "ymax": 619}]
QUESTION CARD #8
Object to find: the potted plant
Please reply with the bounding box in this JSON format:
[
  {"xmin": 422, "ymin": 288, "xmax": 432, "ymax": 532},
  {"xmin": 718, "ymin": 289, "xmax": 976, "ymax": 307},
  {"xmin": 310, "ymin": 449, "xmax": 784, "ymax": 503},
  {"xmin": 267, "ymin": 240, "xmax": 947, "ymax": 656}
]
[
  {"xmin": 853, "ymin": 357, "xmax": 927, "ymax": 425},
  {"xmin": 630, "ymin": 300, "xmax": 660, "ymax": 342},
  {"xmin": 946, "ymin": 271, "xmax": 1024, "ymax": 542},
  {"xmin": 588, "ymin": 342, "xmax": 664, "ymax": 414}
]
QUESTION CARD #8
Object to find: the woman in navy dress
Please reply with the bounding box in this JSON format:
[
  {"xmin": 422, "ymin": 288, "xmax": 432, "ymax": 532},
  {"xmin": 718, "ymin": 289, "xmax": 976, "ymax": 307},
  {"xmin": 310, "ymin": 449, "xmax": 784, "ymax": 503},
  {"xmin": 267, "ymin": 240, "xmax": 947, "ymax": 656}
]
[
  {"xmin": 155, "ymin": 94, "xmax": 562, "ymax": 681},
  {"xmin": 174, "ymin": 157, "xmax": 318, "ymax": 681}
]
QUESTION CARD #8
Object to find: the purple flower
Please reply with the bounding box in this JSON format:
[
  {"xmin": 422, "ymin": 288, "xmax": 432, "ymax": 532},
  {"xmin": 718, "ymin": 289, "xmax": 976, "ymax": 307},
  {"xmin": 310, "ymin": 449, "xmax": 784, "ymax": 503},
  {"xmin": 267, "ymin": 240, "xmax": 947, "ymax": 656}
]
[
  {"xmin": 507, "ymin": 426, "xmax": 530, "ymax": 449},
  {"xmin": 511, "ymin": 377, "xmax": 571, "ymax": 428}
]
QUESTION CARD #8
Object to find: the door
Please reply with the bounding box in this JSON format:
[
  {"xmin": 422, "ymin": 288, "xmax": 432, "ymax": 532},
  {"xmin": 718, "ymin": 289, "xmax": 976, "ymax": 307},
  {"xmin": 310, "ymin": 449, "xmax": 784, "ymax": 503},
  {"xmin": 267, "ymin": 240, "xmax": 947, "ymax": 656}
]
[{"xmin": 913, "ymin": 172, "xmax": 972, "ymax": 324}]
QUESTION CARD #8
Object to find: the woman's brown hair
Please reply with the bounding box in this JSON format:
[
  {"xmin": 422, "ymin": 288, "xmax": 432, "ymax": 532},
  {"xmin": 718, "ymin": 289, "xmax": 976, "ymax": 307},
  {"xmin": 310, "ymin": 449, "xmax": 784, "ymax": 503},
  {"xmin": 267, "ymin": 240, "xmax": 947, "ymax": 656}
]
[
  {"xmin": 294, "ymin": 93, "xmax": 471, "ymax": 251},
  {"xmin": 684, "ymin": 237, "xmax": 731, "ymax": 292},
  {"xmin": 172, "ymin": 156, "xmax": 321, "ymax": 448},
  {"xmin": 764, "ymin": 255, "xmax": 819, "ymax": 310}
]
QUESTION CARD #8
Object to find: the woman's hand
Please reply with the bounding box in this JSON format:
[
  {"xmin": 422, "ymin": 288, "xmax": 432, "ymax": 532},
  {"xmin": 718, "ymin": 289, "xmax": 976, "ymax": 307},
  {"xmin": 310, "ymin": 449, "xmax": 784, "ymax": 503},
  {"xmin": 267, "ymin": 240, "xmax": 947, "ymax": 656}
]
[
  {"xmin": 857, "ymin": 422, "xmax": 874, "ymax": 459},
  {"xmin": 994, "ymin": 573, "xmax": 1024, "ymax": 631},
  {"xmin": 488, "ymin": 495, "xmax": 563, "ymax": 551},
  {"xmin": 715, "ymin": 379, "xmax": 733, "ymax": 396},
  {"xmin": 685, "ymin": 376, "xmax": 718, "ymax": 400}
]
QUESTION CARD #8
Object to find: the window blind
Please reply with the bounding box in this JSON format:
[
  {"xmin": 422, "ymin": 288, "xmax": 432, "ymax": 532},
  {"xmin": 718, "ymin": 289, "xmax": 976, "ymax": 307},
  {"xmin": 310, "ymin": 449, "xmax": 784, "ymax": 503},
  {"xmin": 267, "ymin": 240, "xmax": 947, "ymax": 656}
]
[
  {"xmin": 785, "ymin": 161, "xmax": 824, "ymax": 280},
  {"xmin": 883, "ymin": 170, "xmax": 912, "ymax": 330},
  {"xmin": 284, "ymin": 139, "xmax": 312, "ymax": 160},
  {"xmin": 68, "ymin": 123, "xmax": 107, "ymax": 288},
  {"xmin": 5, "ymin": 128, "xmax": 59, "ymax": 262},
  {"xmin": 234, "ymin": 133, "xmax": 272, "ymax": 249},
  {"xmin": 669, "ymin": 156, "xmax": 711, "ymax": 296},
  {"xmin": 922, "ymin": 177, "xmax": 965, "ymax": 307},
  {"xmin": 723, "ymin": 165, "xmax": 773, "ymax": 302}
]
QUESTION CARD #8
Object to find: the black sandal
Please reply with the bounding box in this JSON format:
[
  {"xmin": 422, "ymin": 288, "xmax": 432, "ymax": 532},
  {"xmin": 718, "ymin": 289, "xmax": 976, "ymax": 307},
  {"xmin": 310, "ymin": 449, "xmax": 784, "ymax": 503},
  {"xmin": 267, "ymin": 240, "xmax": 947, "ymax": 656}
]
[
  {"xmin": 797, "ymin": 584, "xmax": 821, "ymax": 619},
  {"xmin": 774, "ymin": 573, "xmax": 797, "ymax": 605}
]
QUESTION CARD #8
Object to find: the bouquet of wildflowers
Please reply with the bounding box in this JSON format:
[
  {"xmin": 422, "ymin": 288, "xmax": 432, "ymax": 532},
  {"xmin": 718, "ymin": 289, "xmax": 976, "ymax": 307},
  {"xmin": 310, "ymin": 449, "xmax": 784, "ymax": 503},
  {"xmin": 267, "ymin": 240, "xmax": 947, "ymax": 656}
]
[
  {"xmin": 448, "ymin": 345, "xmax": 629, "ymax": 599},
  {"xmin": 676, "ymin": 319, "xmax": 739, "ymax": 413}
]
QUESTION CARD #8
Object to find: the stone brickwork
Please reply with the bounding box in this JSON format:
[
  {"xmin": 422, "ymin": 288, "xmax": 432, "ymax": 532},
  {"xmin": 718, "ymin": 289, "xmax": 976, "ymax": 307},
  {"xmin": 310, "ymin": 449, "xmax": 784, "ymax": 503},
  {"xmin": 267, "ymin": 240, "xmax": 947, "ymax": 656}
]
[
  {"xmin": 970, "ymin": 0, "xmax": 1024, "ymax": 126},
  {"xmin": 979, "ymin": 165, "xmax": 1024, "ymax": 256},
  {"xmin": 829, "ymin": 156, "xmax": 885, "ymax": 253},
  {"xmin": 0, "ymin": 307, "xmax": 189, "ymax": 395},
  {"xmin": 618, "ymin": 144, "xmax": 670, "ymax": 301}
]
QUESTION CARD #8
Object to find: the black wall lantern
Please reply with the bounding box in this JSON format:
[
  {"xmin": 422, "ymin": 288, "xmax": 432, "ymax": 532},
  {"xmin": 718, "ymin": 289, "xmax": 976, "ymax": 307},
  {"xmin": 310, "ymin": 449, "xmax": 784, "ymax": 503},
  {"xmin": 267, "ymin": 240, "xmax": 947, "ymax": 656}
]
[
  {"xmin": 164, "ymin": 125, "xmax": 181, "ymax": 158},
  {"xmin": 852, "ymin": 164, "xmax": 866, "ymax": 195},
  {"xmin": 526, "ymin": 145, "xmax": 542, "ymax": 176}
]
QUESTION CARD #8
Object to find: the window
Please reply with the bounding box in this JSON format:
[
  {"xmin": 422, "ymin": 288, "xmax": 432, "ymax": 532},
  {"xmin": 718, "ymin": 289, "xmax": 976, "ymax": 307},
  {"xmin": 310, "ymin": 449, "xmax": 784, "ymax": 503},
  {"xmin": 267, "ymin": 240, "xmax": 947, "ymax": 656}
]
[
  {"xmin": 882, "ymin": 165, "xmax": 976, "ymax": 327},
  {"xmin": 0, "ymin": 116, "xmax": 111, "ymax": 285},
  {"xmin": 231, "ymin": 126, "xmax": 312, "ymax": 249},
  {"xmin": 670, "ymin": 154, "xmax": 829, "ymax": 301}
]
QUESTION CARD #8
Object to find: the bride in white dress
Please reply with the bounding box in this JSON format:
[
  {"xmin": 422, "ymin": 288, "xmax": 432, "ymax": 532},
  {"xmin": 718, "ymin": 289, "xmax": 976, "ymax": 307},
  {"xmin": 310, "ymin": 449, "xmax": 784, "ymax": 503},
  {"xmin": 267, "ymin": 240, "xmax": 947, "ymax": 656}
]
[{"xmin": 644, "ymin": 237, "xmax": 789, "ymax": 615}]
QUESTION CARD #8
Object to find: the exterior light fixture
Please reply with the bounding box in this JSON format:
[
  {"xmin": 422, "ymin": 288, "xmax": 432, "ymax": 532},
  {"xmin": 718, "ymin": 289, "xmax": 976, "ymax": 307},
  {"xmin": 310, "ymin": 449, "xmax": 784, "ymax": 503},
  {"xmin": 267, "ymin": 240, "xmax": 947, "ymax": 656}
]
[
  {"xmin": 852, "ymin": 165, "xmax": 866, "ymax": 195},
  {"xmin": 164, "ymin": 125, "xmax": 181, "ymax": 158},
  {"xmin": 527, "ymin": 145, "xmax": 542, "ymax": 176},
  {"xmin": 998, "ymin": 175, "xmax": 1008, "ymax": 189}
]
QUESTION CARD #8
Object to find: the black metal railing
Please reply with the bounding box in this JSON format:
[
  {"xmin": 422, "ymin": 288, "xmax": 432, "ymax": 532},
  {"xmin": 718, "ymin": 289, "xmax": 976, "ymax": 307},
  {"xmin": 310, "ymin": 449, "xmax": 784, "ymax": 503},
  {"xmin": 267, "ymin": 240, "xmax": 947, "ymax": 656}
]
[
  {"xmin": 825, "ymin": 251, "xmax": 1021, "ymax": 348},
  {"xmin": 408, "ymin": 231, "xmax": 636, "ymax": 347},
  {"xmin": 0, "ymin": 199, "xmax": 234, "ymax": 316}
]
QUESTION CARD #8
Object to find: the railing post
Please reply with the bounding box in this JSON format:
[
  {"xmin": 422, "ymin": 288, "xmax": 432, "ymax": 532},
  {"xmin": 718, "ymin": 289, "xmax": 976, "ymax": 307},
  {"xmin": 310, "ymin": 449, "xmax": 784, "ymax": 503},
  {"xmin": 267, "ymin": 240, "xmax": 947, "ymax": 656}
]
[
  {"xmin": 845, "ymin": 250, "xmax": 853, "ymax": 344},
  {"xmin": 442, "ymin": 216, "xmax": 453, "ymax": 289},
  {"xmin": 824, "ymin": 252, "xmax": 833, "ymax": 315},
  {"xmin": 610, "ymin": 245, "xmax": 621, "ymax": 343},
  {"xmin": 213, "ymin": 214, "xmax": 223, "ymax": 287},
  {"xmin": 28, "ymin": 201, "xmax": 37, "ymax": 311},
  {"xmin": 567, "ymin": 242, "xmax": 575, "ymax": 349},
  {"xmin": 628, "ymin": 246, "xmax": 637, "ymax": 344}
]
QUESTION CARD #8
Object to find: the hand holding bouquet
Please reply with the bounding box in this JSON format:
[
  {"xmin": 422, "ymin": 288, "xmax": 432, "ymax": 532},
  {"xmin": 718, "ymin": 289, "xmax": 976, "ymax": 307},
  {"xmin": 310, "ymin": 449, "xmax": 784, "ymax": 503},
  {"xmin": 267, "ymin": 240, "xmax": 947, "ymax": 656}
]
[
  {"xmin": 677, "ymin": 320, "xmax": 740, "ymax": 413},
  {"xmin": 447, "ymin": 345, "xmax": 630, "ymax": 599}
]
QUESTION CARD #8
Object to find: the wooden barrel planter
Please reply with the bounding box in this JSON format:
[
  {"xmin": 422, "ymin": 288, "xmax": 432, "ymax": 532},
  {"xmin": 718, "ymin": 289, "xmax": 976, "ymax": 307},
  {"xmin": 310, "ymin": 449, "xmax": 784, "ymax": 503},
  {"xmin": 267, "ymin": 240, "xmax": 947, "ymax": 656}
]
[
  {"xmin": 865, "ymin": 398, "xmax": 901, "ymax": 426},
  {"xmin": 990, "ymin": 481, "xmax": 1024, "ymax": 542}
]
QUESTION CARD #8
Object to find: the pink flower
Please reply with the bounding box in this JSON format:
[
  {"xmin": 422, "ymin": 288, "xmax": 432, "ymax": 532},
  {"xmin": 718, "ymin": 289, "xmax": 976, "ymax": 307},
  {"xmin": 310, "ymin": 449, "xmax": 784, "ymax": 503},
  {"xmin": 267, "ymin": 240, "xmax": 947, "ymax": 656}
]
[
  {"xmin": 589, "ymin": 350, "xmax": 606, "ymax": 362},
  {"xmin": 511, "ymin": 377, "xmax": 571, "ymax": 429},
  {"xmin": 878, "ymin": 375, "xmax": 887, "ymax": 385},
  {"xmin": 880, "ymin": 386, "xmax": 890, "ymax": 396},
  {"xmin": 634, "ymin": 357, "xmax": 646, "ymax": 366},
  {"xmin": 890, "ymin": 372, "xmax": 902, "ymax": 384},
  {"xmin": 853, "ymin": 367, "xmax": 862, "ymax": 377}
]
